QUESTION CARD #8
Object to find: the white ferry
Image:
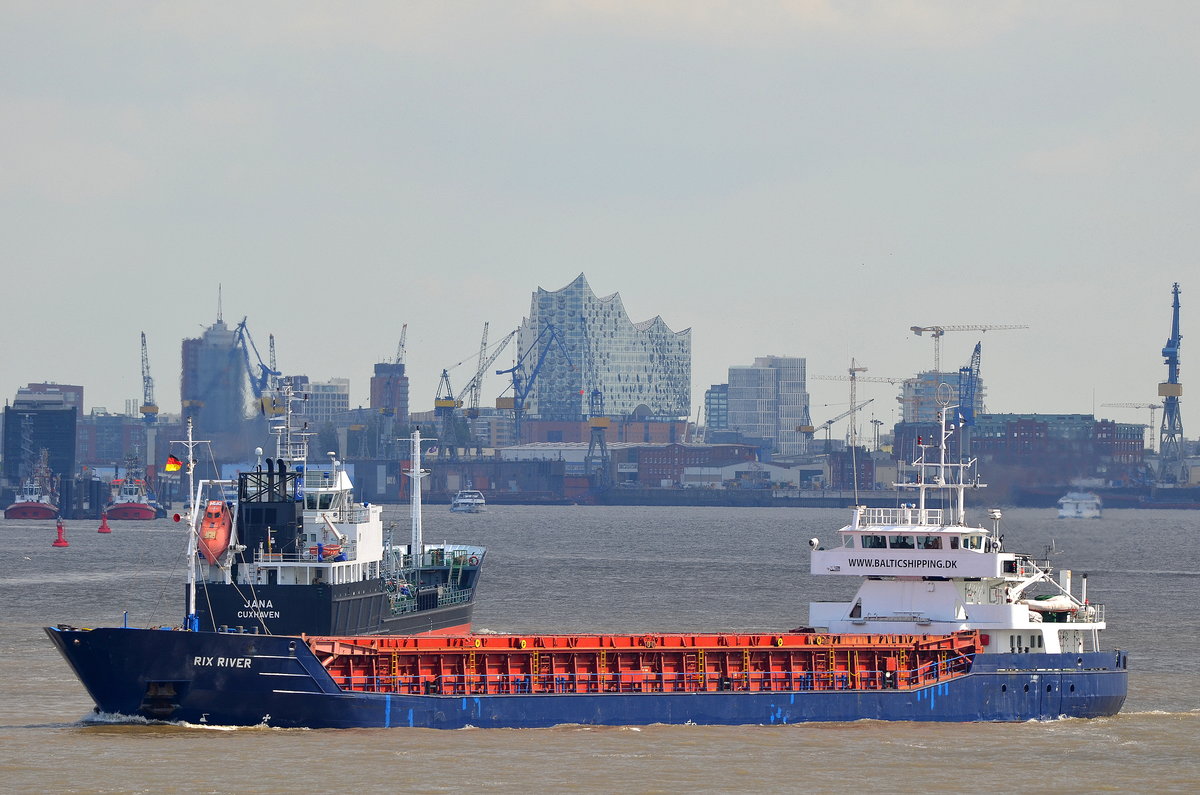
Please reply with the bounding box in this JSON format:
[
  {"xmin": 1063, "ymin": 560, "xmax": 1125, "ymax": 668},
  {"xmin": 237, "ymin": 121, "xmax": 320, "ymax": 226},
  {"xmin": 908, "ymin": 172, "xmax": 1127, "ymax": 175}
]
[{"xmin": 1057, "ymin": 491, "xmax": 1103, "ymax": 519}]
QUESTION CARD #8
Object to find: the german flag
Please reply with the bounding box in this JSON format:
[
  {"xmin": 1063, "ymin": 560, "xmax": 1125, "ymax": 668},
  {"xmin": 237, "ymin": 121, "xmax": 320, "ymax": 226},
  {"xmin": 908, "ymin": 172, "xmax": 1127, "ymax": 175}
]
[{"xmin": 164, "ymin": 455, "xmax": 183, "ymax": 472}]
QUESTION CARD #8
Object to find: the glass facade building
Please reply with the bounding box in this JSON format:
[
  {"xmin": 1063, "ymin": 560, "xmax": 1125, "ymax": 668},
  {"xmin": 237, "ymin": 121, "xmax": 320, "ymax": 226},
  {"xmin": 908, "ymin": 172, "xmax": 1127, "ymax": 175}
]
[
  {"xmin": 727, "ymin": 356, "xmax": 812, "ymax": 456},
  {"xmin": 516, "ymin": 274, "xmax": 691, "ymax": 421}
]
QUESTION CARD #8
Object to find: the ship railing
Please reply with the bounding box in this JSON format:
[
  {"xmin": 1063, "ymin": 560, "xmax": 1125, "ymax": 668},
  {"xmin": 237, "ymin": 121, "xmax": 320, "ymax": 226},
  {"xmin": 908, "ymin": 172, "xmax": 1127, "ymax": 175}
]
[
  {"xmin": 253, "ymin": 547, "xmax": 357, "ymax": 564},
  {"xmin": 1041, "ymin": 603, "xmax": 1104, "ymax": 624},
  {"xmin": 856, "ymin": 506, "xmax": 945, "ymax": 527},
  {"xmin": 397, "ymin": 550, "xmax": 479, "ymax": 568},
  {"xmin": 326, "ymin": 652, "xmax": 978, "ymax": 696},
  {"xmin": 387, "ymin": 585, "xmax": 474, "ymax": 615}
]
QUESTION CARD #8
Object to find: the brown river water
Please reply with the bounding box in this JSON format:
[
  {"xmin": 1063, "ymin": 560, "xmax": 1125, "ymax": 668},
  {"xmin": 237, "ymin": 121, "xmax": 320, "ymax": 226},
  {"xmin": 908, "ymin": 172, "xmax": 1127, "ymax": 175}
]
[{"xmin": 2, "ymin": 505, "xmax": 1197, "ymax": 793}]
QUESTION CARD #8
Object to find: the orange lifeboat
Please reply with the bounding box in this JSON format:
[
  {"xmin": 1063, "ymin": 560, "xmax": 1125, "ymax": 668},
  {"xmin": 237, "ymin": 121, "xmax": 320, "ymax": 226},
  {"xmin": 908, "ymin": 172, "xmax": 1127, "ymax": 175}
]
[{"xmin": 198, "ymin": 500, "xmax": 232, "ymax": 565}]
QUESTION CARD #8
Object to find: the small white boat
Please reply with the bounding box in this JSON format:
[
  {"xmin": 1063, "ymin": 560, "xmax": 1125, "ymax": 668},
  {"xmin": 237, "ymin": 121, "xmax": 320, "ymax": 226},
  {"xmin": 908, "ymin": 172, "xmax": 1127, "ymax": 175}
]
[
  {"xmin": 1057, "ymin": 491, "xmax": 1102, "ymax": 519},
  {"xmin": 450, "ymin": 487, "xmax": 486, "ymax": 513}
]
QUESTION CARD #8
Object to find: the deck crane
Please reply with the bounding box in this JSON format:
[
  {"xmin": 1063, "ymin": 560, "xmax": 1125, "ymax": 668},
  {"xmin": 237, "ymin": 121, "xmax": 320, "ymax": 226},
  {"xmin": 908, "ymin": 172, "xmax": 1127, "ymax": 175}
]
[
  {"xmin": 811, "ymin": 360, "xmax": 903, "ymax": 448},
  {"xmin": 910, "ymin": 324, "xmax": 1028, "ymax": 373},
  {"xmin": 1158, "ymin": 283, "xmax": 1186, "ymax": 483},
  {"xmin": 810, "ymin": 399, "xmax": 874, "ymax": 453},
  {"xmin": 1101, "ymin": 402, "xmax": 1161, "ymax": 453},
  {"xmin": 495, "ymin": 323, "xmax": 573, "ymax": 444}
]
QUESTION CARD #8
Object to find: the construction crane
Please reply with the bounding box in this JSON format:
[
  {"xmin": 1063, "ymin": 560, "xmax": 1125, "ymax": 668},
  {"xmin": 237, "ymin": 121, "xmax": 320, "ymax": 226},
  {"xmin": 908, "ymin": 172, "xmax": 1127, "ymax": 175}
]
[
  {"xmin": 375, "ymin": 324, "xmax": 408, "ymax": 459},
  {"xmin": 811, "ymin": 360, "xmax": 903, "ymax": 448},
  {"xmin": 495, "ymin": 323, "xmax": 573, "ymax": 443},
  {"xmin": 810, "ymin": 399, "xmax": 874, "ymax": 453},
  {"xmin": 395, "ymin": 324, "xmax": 408, "ymax": 368},
  {"xmin": 910, "ymin": 324, "xmax": 1028, "ymax": 372},
  {"xmin": 1158, "ymin": 283, "xmax": 1185, "ymax": 483},
  {"xmin": 1101, "ymin": 402, "xmax": 1161, "ymax": 453}
]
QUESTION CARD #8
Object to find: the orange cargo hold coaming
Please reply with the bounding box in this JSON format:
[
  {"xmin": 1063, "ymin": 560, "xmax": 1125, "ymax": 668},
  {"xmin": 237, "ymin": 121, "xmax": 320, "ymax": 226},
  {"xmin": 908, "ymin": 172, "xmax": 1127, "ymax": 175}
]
[{"xmin": 308, "ymin": 630, "xmax": 981, "ymax": 697}]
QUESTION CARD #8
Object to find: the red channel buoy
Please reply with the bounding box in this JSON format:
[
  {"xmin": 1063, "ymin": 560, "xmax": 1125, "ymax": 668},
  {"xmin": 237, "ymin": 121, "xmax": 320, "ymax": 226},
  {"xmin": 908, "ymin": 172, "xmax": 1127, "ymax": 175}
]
[
  {"xmin": 52, "ymin": 518, "xmax": 69, "ymax": 547},
  {"xmin": 98, "ymin": 512, "xmax": 112, "ymax": 534}
]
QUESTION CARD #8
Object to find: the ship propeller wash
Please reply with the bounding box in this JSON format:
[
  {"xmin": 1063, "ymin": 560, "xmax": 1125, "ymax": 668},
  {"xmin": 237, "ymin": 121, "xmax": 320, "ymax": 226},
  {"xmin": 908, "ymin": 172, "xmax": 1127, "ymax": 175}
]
[{"xmin": 47, "ymin": 405, "xmax": 1124, "ymax": 728}]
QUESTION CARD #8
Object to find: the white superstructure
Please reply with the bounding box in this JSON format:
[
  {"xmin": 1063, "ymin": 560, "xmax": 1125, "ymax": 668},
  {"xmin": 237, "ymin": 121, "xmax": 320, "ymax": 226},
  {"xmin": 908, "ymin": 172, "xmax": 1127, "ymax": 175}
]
[
  {"xmin": 450, "ymin": 487, "xmax": 487, "ymax": 513},
  {"xmin": 1058, "ymin": 491, "xmax": 1102, "ymax": 519},
  {"xmin": 809, "ymin": 408, "xmax": 1106, "ymax": 657}
]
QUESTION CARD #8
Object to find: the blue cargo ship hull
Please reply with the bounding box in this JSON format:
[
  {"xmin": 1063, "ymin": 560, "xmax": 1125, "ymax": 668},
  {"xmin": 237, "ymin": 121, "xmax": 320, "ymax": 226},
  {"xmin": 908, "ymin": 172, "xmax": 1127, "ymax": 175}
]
[{"xmin": 46, "ymin": 627, "xmax": 1127, "ymax": 729}]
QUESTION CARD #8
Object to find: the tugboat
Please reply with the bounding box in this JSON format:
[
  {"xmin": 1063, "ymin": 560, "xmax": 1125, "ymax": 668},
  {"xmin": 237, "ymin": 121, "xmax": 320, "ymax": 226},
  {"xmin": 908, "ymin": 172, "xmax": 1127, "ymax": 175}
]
[
  {"xmin": 5, "ymin": 450, "xmax": 59, "ymax": 519},
  {"xmin": 450, "ymin": 485, "xmax": 487, "ymax": 513},
  {"xmin": 46, "ymin": 405, "xmax": 1125, "ymax": 729},
  {"xmin": 105, "ymin": 454, "xmax": 162, "ymax": 520}
]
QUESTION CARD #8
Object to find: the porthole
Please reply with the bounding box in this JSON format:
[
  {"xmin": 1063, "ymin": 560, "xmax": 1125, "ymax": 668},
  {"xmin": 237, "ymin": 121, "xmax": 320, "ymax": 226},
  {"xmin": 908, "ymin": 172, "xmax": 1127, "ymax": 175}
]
[
  {"xmin": 1070, "ymin": 684, "xmax": 1076, "ymax": 693},
  {"xmin": 1023, "ymin": 683, "xmax": 1029, "ymax": 693},
  {"xmin": 1000, "ymin": 684, "xmax": 1007, "ymax": 693},
  {"xmin": 1047, "ymin": 684, "xmax": 1053, "ymax": 692}
]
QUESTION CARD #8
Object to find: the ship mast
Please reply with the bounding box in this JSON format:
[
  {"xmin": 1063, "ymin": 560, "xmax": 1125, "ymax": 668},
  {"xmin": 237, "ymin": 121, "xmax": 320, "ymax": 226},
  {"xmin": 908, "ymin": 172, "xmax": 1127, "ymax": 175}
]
[
  {"xmin": 405, "ymin": 429, "xmax": 430, "ymax": 563},
  {"xmin": 174, "ymin": 418, "xmax": 207, "ymax": 632}
]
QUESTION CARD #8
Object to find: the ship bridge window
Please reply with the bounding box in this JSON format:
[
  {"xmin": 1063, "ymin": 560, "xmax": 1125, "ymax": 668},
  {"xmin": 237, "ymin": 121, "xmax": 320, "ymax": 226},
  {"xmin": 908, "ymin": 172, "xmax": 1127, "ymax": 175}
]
[
  {"xmin": 917, "ymin": 536, "xmax": 943, "ymax": 550},
  {"xmin": 306, "ymin": 493, "xmax": 335, "ymax": 510},
  {"xmin": 888, "ymin": 535, "xmax": 914, "ymax": 549},
  {"xmin": 861, "ymin": 534, "xmax": 887, "ymax": 549},
  {"xmin": 842, "ymin": 535, "xmax": 855, "ymax": 548},
  {"xmin": 962, "ymin": 535, "xmax": 984, "ymax": 550},
  {"xmin": 949, "ymin": 537, "xmax": 959, "ymax": 550}
]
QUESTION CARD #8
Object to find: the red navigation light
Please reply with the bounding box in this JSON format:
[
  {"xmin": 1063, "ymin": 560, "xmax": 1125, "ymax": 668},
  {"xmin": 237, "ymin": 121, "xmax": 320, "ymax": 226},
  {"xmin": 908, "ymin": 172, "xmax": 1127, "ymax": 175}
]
[{"xmin": 173, "ymin": 513, "xmax": 182, "ymax": 522}]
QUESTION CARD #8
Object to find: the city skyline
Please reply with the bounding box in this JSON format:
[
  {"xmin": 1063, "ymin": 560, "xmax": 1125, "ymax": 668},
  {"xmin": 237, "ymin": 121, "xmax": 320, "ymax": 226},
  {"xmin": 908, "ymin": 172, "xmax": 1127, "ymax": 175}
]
[{"xmin": 4, "ymin": 4, "xmax": 1196, "ymax": 435}]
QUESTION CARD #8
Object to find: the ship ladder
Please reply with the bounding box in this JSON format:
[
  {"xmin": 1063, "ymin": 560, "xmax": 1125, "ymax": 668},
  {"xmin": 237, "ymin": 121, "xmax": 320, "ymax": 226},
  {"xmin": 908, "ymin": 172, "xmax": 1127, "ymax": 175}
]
[
  {"xmin": 813, "ymin": 649, "xmax": 830, "ymax": 690},
  {"xmin": 742, "ymin": 648, "xmax": 751, "ymax": 691},
  {"xmin": 388, "ymin": 651, "xmax": 401, "ymax": 694}
]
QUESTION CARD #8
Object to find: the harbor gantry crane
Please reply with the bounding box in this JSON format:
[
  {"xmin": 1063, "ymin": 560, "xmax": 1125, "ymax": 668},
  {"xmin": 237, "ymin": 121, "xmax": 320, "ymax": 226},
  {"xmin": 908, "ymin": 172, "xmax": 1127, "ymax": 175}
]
[
  {"xmin": 811, "ymin": 360, "xmax": 903, "ymax": 448},
  {"xmin": 234, "ymin": 317, "xmax": 280, "ymax": 404},
  {"xmin": 496, "ymin": 323, "xmax": 573, "ymax": 444},
  {"xmin": 268, "ymin": 334, "xmax": 281, "ymax": 392},
  {"xmin": 139, "ymin": 332, "xmax": 158, "ymax": 477},
  {"xmin": 1157, "ymin": 282, "xmax": 1186, "ymax": 483},
  {"xmin": 910, "ymin": 324, "xmax": 1028, "ymax": 373},
  {"xmin": 1101, "ymin": 402, "xmax": 1161, "ymax": 453},
  {"xmin": 461, "ymin": 325, "xmax": 517, "ymax": 420},
  {"xmin": 433, "ymin": 369, "xmax": 462, "ymax": 460}
]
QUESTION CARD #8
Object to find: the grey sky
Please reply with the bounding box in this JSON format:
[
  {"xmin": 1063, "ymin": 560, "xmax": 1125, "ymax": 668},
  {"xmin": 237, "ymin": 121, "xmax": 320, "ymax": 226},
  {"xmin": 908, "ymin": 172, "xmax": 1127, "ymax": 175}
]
[{"xmin": 3, "ymin": 2, "xmax": 1195, "ymax": 435}]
